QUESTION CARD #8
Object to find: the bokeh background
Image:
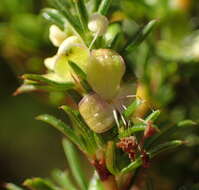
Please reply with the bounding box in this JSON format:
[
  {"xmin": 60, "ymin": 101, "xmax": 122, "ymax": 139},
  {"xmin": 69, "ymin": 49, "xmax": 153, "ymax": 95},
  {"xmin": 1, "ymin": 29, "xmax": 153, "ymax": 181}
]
[
  {"xmin": 0, "ymin": 0, "xmax": 67, "ymax": 184},
  {"xmin": 0, "ymin": 0, "xmax": 199, "ymax": 189}
]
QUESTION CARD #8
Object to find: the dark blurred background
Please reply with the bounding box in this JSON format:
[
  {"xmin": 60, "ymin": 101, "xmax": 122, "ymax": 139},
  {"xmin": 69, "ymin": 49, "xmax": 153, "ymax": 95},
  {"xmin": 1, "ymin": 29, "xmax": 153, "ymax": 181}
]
[
  {"xmin": 0, "ymin": 0, "xmax": 67, "ymax": 184},
  {"xmin": 0, "ymin": 0, "xmax": 199, "ymax": 189}
]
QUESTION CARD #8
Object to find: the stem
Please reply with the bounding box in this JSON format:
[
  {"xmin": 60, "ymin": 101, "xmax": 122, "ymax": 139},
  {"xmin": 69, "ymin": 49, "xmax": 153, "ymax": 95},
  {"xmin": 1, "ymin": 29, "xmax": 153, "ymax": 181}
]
[
  {"xmin": 102, "ymin": 175, "xmax": 119, "ymax": 190},
  {"xmin": 92, "ymin": 159, "xmax": 119, "ymax": 190},
  {"xmin": 129, "ymin": 167, "xmax": 141, "ymax": 187}
]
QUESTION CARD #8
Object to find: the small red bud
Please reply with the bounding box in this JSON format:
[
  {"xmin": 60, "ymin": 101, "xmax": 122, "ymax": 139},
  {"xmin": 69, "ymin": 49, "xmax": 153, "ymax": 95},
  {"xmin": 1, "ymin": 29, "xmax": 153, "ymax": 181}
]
[
  {"xmin": 144, "ymin": 121, "xmax": 158, "ymax": 139},
  {"xmin": 141, "ymin": 151, "xmax": 150, "ymax": 168}
]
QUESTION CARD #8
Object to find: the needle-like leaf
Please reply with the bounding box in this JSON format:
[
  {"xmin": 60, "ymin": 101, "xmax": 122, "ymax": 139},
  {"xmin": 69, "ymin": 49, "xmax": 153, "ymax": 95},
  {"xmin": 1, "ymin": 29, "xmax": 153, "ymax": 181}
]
[
  {"xmin": 36, "ymin": 114, "xmax": 81, "ymax": 148},
  {"xmin": 72, "ymin": 0, "xmax": 88, "ymax": 31},
  {"xmin": 63, "ymin": 139, "xmax": 88, "ymax": 190},
  {"xmin": 97, "ymin": 0, "xmax": 112, "ymax": 15},
  {"xmin": 23, "ymin": 74, "xmax": 74, "ymax": 91},
  {"xmin": 123, "ymin": 98, "xmax": 143, "ymax": 118},
  {"xmin": 23, "ymin": 178, "xmax": 57, "ymax": 190},
  {"xmin": 125, "ymin": 20, "xmax": 158, "ymax": 52},
  {"xmin": 42, "ymin": 8, "xmax": 66, "ymax": 30},
  {"xmin": 105, "ymin": 141, "xmax": 119, "ymax": 175}
]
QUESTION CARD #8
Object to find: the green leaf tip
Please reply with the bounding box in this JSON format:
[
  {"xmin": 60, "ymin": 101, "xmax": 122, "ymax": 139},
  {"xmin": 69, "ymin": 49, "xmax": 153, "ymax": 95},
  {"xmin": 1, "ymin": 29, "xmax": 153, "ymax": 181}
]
[
  {"xmin": 149, "ymin": 140, "xmax": 184, "ymax": 157},
  {"xmin": 177, "ymin": 120, "xmax": 197, "ymax": 127},
  {"xmin": 42, "ymin": 8, "xmax": 66, "ymax": 30},
  {"xmin": 145, "ymin": 110, "xmax": 161, "ymax": 123},
  {"xmin": 125, "ymin": 19, "xmax": 158, "ymax": 52},
  {"xmin": 23, "ymin": 74, "xmax": 74, "ymax": 90},
  {"xmin": 72, "ymin": 0, "xmax": 88, "ymax": 31},
  {"xmin": 36, "ymin": 114, "xmax": 81, "ymax": 147},
  {"xmin": 23, "ymin": 178, "xmax": 55, "ymax": 190},
  {"xmin": 123, "ymin": 98, "xmax": 143, "ymax": 118},
  {"xmin": 98, "ymin": 0, "xmax": 112, "ymax": 15}
]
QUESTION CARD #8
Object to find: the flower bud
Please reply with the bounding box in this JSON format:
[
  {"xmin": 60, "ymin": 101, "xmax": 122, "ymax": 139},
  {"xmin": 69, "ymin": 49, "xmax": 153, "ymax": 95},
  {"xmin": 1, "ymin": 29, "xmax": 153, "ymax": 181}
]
[
  {"xmin": 88, "ymin": 13, "xmax": 109, "ymax": 36},
  {"xmin": 87, "ymin": 49, "xmax": 125, "ymax": 100},
  {"xmin": 49, "ymin": 25, "xmax": 69, "ymax": 47},
  {"xmin": 143, "ymin": 121, "xmax": 158, "ymax": 139},
  {"xmin": 79, "ymin": 93, "xmax": 114, "ymax": 133}
]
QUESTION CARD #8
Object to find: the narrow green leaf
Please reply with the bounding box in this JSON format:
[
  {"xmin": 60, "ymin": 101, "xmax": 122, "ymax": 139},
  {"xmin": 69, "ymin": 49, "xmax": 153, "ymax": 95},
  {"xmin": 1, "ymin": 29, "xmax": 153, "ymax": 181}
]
[
  {"xmin": 67, "ymin": 89, "xmax": 83, "ymax": 104},
  {"xmin": 72, "ymin": 0, "xmax": 88, "ymax": 31},
  {"xmin": 51, "ymin": 0, "xmax": 83, "ymax": 34},
  {"xmin": 23, "ymin": 178, "xmax": 57, "ymax": 190},
  {"xmin": 68, "ymin": 61, "xmax": 87, "ymax": 79},
  {"xmin": 61, "ymin": 105, "xmax": 97, "ymax": 154},
  {"xmin": 42, "ymin": 8, "xmax": 66, "ymax": 30},
  {"xmin": 98, "ymin": 0, "xmax": 112, "ymax": 15},
  {"xmin": 125, "ymin": 20, "xmax": 158, "ymax": 52},
  {"xmin": 123, "ymin": 98, "xmax": 143, "ymax": 118},
  {"xmin": 61, "ymin": 105, "xmax": 89, "ymax": 136},
  {"xmin": 51, "ymin": 169, "xmax": 77, "ymax": 190},
  {"xmin": 68, "ymin": 61, "xmax": 92, "ymax": 92},
  {"xmin": 36, "ymin": 114, "xmax": 81, "ymax": 147},
  {"xmin": 23, "ymin": 74, "xmax": 74, "ymax": 91},
  {"xmin": 145, "ymin": 120, "xmax": 196, "ymax": 149},
  {"xmin": 145, "ymin": 110, "xmax": 160, "ymax": 123},
  {"xmin": 110, "ymin": 33, "xmax": 126, "ymax": 52},
  {"xmin": 62, "ymin": 139, "xmax": 88, "ymax": 190},
  {"xmin": 120, "ymin": 159, "xmax": 142, "ymax": 174},
  {"xmin": 105, "ymin": 141, "xmax": 119, "ymax": 175},
  {"xmin": 149, "ymin": 140, "xmax": 184, "ymax": 157},
  {"xmin": 177, "ymin": 120, "xmax": 197, "ymax": 127},
  {"xmin": 5, "ymin": 184, "xmax": 24, "ymax": 190},
  {"xmin": 119, "ymin": 123, "xmax": 146, "ymax": 138},
  {"xmin": 94, "ymin": 133, "xmax": 105, "ymax": 149}
]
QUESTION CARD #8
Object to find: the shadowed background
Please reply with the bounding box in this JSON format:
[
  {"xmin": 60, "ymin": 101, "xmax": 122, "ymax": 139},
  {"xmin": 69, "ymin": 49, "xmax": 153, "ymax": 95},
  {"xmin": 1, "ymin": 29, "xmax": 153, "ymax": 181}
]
[{"xmin": 0, "ymin": 0, "xmax": 199, "ymax": 189}]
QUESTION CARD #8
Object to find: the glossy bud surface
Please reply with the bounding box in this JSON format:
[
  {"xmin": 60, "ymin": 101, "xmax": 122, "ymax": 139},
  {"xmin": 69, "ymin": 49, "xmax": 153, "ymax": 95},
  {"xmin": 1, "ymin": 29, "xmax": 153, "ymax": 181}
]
[
  {"xmin": 79, "ymin": 93, "xmax": 114, "ymax": 133},
  {"xmin": 87, "ymin": 49, "xmax": 125, "ymax": 101}
]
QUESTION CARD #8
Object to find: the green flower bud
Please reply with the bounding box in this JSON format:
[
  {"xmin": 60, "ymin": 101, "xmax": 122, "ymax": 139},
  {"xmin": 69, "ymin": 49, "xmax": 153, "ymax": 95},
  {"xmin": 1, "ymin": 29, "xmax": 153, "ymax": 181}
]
[
  {"xmin": 79, "ymin": 93, "xmax": 114, "ymax": 133},
  {"xmin": 87, "ymin": 49, "xmax": 125, "ymax": 101}
]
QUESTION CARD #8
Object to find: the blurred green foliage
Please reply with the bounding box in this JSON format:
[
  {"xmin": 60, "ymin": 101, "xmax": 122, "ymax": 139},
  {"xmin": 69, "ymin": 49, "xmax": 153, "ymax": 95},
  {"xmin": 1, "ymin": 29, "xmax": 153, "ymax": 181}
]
[
  {"xmin": 0, "ymin": 0, "xmax": 67, "ymax": 184},
  {"xmin": 1, "ymin": 0, "xmax": 199, "ymax": 189}
]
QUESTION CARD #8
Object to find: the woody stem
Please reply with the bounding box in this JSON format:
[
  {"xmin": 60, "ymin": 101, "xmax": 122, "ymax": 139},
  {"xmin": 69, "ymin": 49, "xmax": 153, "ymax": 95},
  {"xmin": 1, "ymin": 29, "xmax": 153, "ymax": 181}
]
[{"xmin": 101, "ymin": 175, "xmax": 119, "ymax": 190}]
